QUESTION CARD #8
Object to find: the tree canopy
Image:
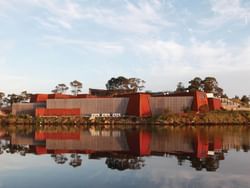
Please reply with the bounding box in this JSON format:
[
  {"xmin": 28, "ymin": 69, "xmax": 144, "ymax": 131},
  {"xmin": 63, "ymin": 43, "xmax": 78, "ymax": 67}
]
[
  {"xmin": 0, "ymin": 92, "xmax": 5, "ymax": 107},
  {"xmin": 186, "ymin": 76, "xmax": 224, "ymax": 97},
  {"xmin": 175, "ymin": 82, "xmax": 186, "ymax": 93},
  {"xmin": 187, "ymin": 77, "xmax": 203, "ymax": 92},
  {"xmin": 106, "ymin": 76, "xmax": 145, "ymax": 92},
  {"xmin": 3, "ymin": 91, "xmax": 31, "ymax": 106},
  {"xmin": 52, "ymin": 83, "xmax": 69, "ymax": 94},
  {"xmin": 70, "ymin": 80, "xmax": 82, "ymax": 95},
  {"xmin": 241, "ymin": 95, "xmax": 250, "ymax": 105}
]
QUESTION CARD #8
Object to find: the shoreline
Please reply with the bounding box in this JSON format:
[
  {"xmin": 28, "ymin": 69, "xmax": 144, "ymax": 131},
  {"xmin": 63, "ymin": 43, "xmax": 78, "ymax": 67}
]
[{"xmin": 0, "ymin": 110, "xmax": 250, "ymax": 126}]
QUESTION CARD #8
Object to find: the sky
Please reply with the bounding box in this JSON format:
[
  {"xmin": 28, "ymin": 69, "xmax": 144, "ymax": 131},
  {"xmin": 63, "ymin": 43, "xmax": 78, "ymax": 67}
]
[{"xmin": 0, "ymin": 0, "xmax": 250, "ymax": 97}]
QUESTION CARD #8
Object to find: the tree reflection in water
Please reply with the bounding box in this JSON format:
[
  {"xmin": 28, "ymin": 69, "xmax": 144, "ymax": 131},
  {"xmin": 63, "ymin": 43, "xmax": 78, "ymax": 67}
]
[
  {"xmin": 50, "ymin": 154, "xmax": 82, "ymax": 167},
  {"xmin": 51, "ymin": 154, "xmax": 68, "ymax": 164},
  {"xmin": 190, "ymin": 156, "xmax": 220, "ymax": 171},
  {"xmin": 69, "ymin": 153, "xmax": 82, "ymax": 168},
  {"xmin": 106, "ymin": 156, "xmax": 145, "ymax": 171},
  {"xmin": 176, "ymin": 150, "xmax": 224, "ymax": 171}
]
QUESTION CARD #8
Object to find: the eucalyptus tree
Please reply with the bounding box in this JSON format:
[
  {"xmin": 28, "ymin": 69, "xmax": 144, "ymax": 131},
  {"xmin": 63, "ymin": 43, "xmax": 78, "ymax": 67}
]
[
  {"xmin": 202, "ymin": 77, "xmax": 223, "ymax": 97},
  {"xmin": 106, "ymin": 76, "xmax": 145, "ymax": 92},
  {"xmin": 241, "ymin": 95, "xmax": 250, "ymax": 105},
  {"xmin": 70, "ymin": 80, "xmax": 82, "ymax": 95},
  {"xmin": 0, "ymin": 92, "xmax": 5, "ymax": 107},
  {"xmin": 187, "ymin": 76, "xmax": 224, "ymax": 97},
  {"xmin": 52, "ymin": 83, "xmax": 69, "ymax": 94},
  {"xmin": 187, "ymin": 77, "xmax": 203, "ymax": 92},
  {"xmin": 3, "ymin": 91, "xmax": 31, "ymax": 106},
  {"xmin": 175, "ymin": 82, "xmax": 186, "ymax": 93}
]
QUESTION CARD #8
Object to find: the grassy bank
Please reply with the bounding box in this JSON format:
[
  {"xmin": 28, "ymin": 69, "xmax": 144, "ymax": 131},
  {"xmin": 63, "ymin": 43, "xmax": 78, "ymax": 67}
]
[
  {"xmin": 154, "ymin": 110, "xmax": 250, "ymax": 125},
  {"xmin": 0, "ymin": 110, "xmax": 250, "ymax": 126}
]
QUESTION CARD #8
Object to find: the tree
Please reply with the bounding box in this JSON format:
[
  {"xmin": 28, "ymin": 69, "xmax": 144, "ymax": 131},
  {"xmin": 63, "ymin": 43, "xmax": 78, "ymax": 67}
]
[
  {"xmin": 4, "ymin": 94, "xmax": 19, "ymax": 106},
  {"xmin": 20, "ymin": 91, "xmax": 31, "ymax": 102},
  {"xmin": 241, "ymin": 95, "xmax": 250, "ymax": 105},
  {"xmin": 127, "ymin": 77, "xmax": 145, "ymax": 91},
  {"xmin": 106, "ymin": 76, "xmax": 145, "ymax": 92},
  {"xmin": 0, "ymin": 92, "xmax": 5, "ymax": 107},
  {"xmin": 202, "ymin": 77, "xmax": 223, "ymax": 97},
  {"xmin": 175, "ymin": 82, "xmax": 186, "ymax": 93},
  {"xmin": 187, "ymin": 77, "xmax": 203, "ymax": 92},
  {"xmin": 106, "ymin": 76, "xmax": 128, "ymax": 90},
  {"xmin": 234, "ymin": 95, "xmax": 240, "ymax": 99},
  {"xmin": 3, "ymin": 91, "xmax": 31, "ymax": 106},
  {"xmin": 186, "ymin": 76, "xmax": 225, "ymax": 97},
  {"xmin": 70, "ymin": 80, "xmax": 82, "ymax": 95},
  {"xmin": 52, "ymin": 83, "xmax": 69, "ymax": 94},
  {"xmin": 221, "ymin": 93, "xmax": 228, "ymax": 98}
]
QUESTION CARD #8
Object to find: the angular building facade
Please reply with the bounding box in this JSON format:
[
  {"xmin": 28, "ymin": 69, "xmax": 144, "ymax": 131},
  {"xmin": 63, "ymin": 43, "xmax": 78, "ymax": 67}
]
[{"xmin": 12, "ymin": 91, "xmax": 221, "ymax": 117}]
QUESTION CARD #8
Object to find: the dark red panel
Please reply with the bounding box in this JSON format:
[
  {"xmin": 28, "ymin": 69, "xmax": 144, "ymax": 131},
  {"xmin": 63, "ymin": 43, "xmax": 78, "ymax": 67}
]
[
  {"xmin": 126, "ymin": 130, "xmax": 152, "ymax": 156},
  {"xmin": 208, "ymin": 98, "xmax": 222, "ymax": 111},
  {"xmin": 195, "ymin": 132, "xmax": 208, "ymax": 159},
  {"xmin": 139, "ymin": 94, "xmax": 152, "ymax": 117},
  {"xmin": 192, "ymin": 91, "xmax": 209, "ymax": 111},
  {"xmin": 125, "ymin": 93, "xmax": 152, "ymax": 117},
  {"xmin": 30, "ymin": 94, "xmax": 49, "ymax": 103},
  {"xmin": 35, "ymin": 108, "xmax": 80, "ymax": 117},
  {"xmin": 35, "ymin": 146, "xmax": 47, "ymax": 155},
  {"xmin": 35, "ymin": 131, "xmax": 81, "ymax": 141},
  {"xmin": 213, "ymin": 136, "xmax": 222, "ymax": 151},
  {"xmin": 126, "ymin": 94, "xmax": 140, "ymax": 116}
]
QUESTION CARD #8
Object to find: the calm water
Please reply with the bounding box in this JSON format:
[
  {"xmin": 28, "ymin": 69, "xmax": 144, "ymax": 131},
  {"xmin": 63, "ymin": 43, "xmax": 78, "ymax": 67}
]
[{"xmin": 0, "ymin": 125, "xmax": 250, "ymax": 188}]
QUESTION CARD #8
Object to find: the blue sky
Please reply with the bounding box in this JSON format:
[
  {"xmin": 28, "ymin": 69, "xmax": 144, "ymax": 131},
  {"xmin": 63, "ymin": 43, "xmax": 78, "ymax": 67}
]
[{"xmin": 0, "ymin": 0, "xmax": 250, "ymax": 97}]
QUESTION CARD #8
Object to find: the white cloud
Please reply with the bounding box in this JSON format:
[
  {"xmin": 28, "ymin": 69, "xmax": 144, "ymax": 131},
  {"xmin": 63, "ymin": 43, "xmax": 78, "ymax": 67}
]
[
  {"xmin": 201, "ymin": 0, "xmax": 250, "ymax": 27},
  {"xmin": 131, "ymin": 38, "xmax": 250, "ymax": 95},
  {"xmin": 138, "ymin": 40, "xmax": 185, "ymax": 63},
  {"xmin": 136, "ymin": 38, "xmax": 250, "ymax": 72},
  {"xmin": 0, "ymin": 1, "xmax": 12, "ymax": 13},
  {"xmin": 150, "ymin": 171, "xmax": 250, "ymax": 188},
  {"xmin": 31, "ymin": 0, "xmax": 172, "ymax": 34},
  {"xmin": 0, "ymin": 0, "xmax": 172, "ymax": 34},
  {"xmin": 42, "ymin": 36, "xmax": 124, "ymax": 55},
  {"xmin": 0, "ymin": 0, "xmax": 249, "ymax": 96},
  {"xmin": 37, "ymin": 0, "xmax": 82, "ymax": 29},
  {"xmin": 0, "ymin": 40, "xmax": 15, "ymax": 65},
  {"xmin": 0, "ymin": 0, "xmax": 82, "ymax": 29}
]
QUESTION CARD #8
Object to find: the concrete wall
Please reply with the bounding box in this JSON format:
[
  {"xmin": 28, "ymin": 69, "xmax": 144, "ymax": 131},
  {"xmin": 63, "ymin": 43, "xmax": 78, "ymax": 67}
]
[
  {"xmin": 12, "ymin": 103, "xmax": 46, "ymax": 116},
  {"xmin": 149, "ymin": 96, "xmax": 193, "ymax": 115},
  {"xmin": 46, "ymin": 98, "xmax": 129, "ymax": 116}
]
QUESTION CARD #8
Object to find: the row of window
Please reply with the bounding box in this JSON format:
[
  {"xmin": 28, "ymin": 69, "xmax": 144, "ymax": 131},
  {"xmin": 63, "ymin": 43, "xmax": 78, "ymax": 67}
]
[{"xmin": 90, "ymin": 113, "xmax": 122, "ymax": 118}]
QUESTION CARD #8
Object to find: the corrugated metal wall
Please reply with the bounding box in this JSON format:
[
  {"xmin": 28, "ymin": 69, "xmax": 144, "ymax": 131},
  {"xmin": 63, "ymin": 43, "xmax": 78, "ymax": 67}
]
[
  {"xmin": 12, "ymin": 103, "xmax": 46, "ymax": 116},
  {"xmin": 150, "ymin": 131, "xmax": 194, "ymax": 153},
  {"xmin": 46, "ymin": 131, "xmax": 129, "ymax": 151},
  {"xmin": 47, "ymin": 98, "xmax": 129, "ymax": 115},
  {"xmin": 149, "ymin": 96, "xmax": 193, "ymax": 115}
]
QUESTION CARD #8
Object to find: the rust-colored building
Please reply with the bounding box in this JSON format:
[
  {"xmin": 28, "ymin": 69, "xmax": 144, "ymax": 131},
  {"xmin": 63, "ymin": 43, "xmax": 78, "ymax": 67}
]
[{"xmin": 12, "ymin": 90, "xmax": 221, "ymax": 117}]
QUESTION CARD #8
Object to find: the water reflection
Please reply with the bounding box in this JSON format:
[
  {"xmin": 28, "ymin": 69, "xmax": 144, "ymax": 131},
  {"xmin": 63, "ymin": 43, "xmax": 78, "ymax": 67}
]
[{"xmin": 0, "ymin": 126, "xmax": 250, "ymax": 171}]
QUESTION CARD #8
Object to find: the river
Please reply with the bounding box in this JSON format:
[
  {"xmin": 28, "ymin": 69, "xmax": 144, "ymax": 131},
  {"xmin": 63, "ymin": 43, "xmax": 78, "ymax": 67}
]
[{"xmin": 0, "ymin": 125, "xmax": 249, "ymax": 188}]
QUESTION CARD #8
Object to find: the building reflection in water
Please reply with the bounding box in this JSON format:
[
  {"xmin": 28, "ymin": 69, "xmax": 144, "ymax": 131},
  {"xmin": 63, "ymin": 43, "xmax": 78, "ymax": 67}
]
[{"xmin": 0, "ymin": 126, "xmax": 250, "ymax": 171}]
